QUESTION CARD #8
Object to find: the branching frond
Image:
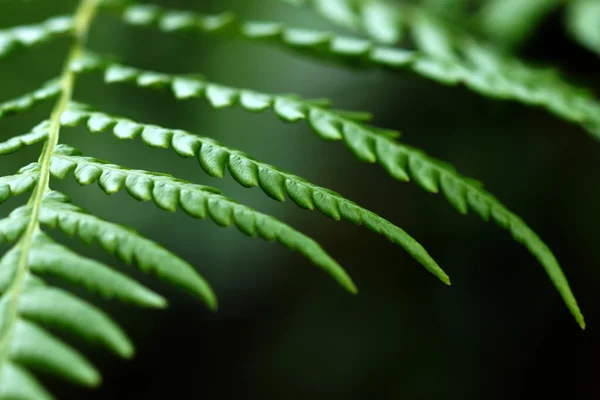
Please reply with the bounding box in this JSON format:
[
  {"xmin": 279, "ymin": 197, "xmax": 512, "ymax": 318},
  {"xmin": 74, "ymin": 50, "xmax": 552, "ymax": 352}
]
[
  {"xmin": 0, "ymin": 0, "xmax": 592, "ymax": 397},
  {"xmin": 250, "ymin": 0, "xmax": 600, "ymax": 139},
  {"xmin": 57, "ymin": 53, "xmax": 586, "ymax": 328},
  {"xmin": 49, "ymin": 145, "xmax": 358, "ymax": 293},
  {"xmin": 0, "ymin": 185, "xmax": 217, "ymax": 396},
  {"xmin": 0, "ymin": 245, "xmax": 108, "ymax": 391},
  {"xmin": 0, "ymin": 213, "xmax": 167, "ymax": 308},
  {"xmin": 0, "ymin": 1, "xmax": 184, "ymax": 397},
  {"xmin": 58, "ymin": 103, "xmax": 450, "ymax": 284},
  {"xmin": 35, "ymin": 191, "xmax": 214, "ymax": 308}
]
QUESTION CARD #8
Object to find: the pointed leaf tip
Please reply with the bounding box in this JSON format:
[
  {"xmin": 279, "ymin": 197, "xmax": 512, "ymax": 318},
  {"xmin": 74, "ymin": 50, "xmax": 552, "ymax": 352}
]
[
  {"xmin": 206, "ymin": 294, "xmax": 218, "ymax": 312},
  {"xmin": 347, "ymin": 280, "xmax": 359, "ymax": 295},
  {"xmin": 576, "ymin": 313, "xmax": 585, "ymax": 330},
  {"xmin": 442, "ymin": 274, "xmax": 451, "ymax": 286},
  {"xmin": 152, "ymin": 295, "xmax": 168, "ymax": 309},
  {"xmin": 332, "ymin": 266, "xmax": 358, "ymax": 295}
]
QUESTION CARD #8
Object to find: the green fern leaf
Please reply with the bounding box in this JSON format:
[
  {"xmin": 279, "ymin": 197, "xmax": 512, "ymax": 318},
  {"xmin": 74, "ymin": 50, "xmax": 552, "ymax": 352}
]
[
  {"xmin": 0, "ymin": 210, "xmax": 28, "ymax": 245},
  {"xmin": 17, "ymin": 270, "xmax": 134, "ymax": 358},
  {"xmin": 0, "ymin": 0, "xmax": 592, "ymax": 396},
  {"xmin": 61, "ymin": 56, "xmax": 584, "ymax": 328},
  {"xmin": 0, "ymin": 363, "xmax": 52, "ymax": 400},
  {"xmin": 0, "ymin": 165, "xmax": 40, "ymax": 204},
  {"xmin": 7, "ymin": 317, "xmax": 100, "ymax": 386},
  {"xmin": 0, "ymin": 2, "xmax": 223, "ymax": 395},
  {"xmin": 0, "ymin": 246, "xmax": 102, "ymax": 390},
  {"xmin": 0, "ymin": 80, "xmax": 61, "ymax": 123},
  {"xmin": 107, "ymin": 1, "xmax": 600, "ymax": 139},
  {"xmin": 47, "ymin": 144, "xmax": 358, "ymax": 293},
  {"xmin": 23, "ymin": 229, "xmax": 167, "ymax": 308},
  {"xmin": 71, "ymin": 52, "xmax": 399, "ymax": 141},
  {"xmin": 0, "ymin": 122, "xmax": 51, "ymax": 156},
  {"xmin": 57, "ymin": 105, "xmax": 450, "ymax": 285},
  {"xmin": 0, "ymin": 187, "xmax": 215, "ymax": 397},
  {"xmin": 36, "ymin": 191, "xmax": 216, "ymax": 308}
]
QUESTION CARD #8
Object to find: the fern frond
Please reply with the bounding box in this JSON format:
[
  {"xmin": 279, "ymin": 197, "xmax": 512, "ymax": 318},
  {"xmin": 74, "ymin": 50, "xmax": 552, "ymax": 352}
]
[
  {"xmin": 27, "ymin": 235, "xmax": 167, "ymax": 309},
  {"xmin": 0, "ymin": 1, "xmax": 180, "ymax": 396},
  {"xmin": 0, "ymin": 208, "xmax": 28, "ymax": 245},
  {"xmin": 19, "ymin": 284, "xmax": 132, "ymax": 357},
  {"xmin": 0, "ymin": 121, "xmax": 50, "ymax": 156},
  {"xmin": 49, "ymin": 144, "xmax": 358, "ymax": 293},
  {"xmin": 63, "ymin": 58, "xmax": 585, "ymax": 327},
  {"xmin": 0, "ymin": 165, "xmax": 40, "ymax": 204},
  {"xmin": 344, "ymin": 136, "xmax": 585, "ymax": 329},
  {"xmin": 0, "ymin": 204, "xmax": 166, "ymax": 308},
  {"xmin": 70, "ymin": 53, "xmax": 403, "ymax": 158},
  {"xmin": 567, "ymin": 0, "xmax": 600, "ymax": 57},
  {"xmin": 0, "ymin": 247, "xmax": 104, "ymax": 388},
  {"xmin": 12, "ymin": 242, "xmax": 135, "ymax": 358},
  {"xmin": 0, "ymin": 0, "xmax": 591, "ymax": 396},
  {"xmin": 0, "ymin": 16, "xmax": 73, "ymax": 60},
  {"xmin": 0, "ymin": 80, "xmax": 61, "ymax": 123},
  {"xmin": 71, "ymin": 51, "xmax": 398, "ymax": 139},
  {"xmin": 0, "ymin": 186, "xmax": 217, "ymax": 396},
  {"xmin": 58, "ymin": 103, "xmax": 450, "ymax": 285},
  {"xmin": 0, "ymin": 0, "xmax": 365, "ymax": 388},
  {"xmin": 106, "ymin": 1, "xmax": 600, "ymax": 138},
  {"xmin": 36, "ymin": 191, "xmax": 216, "ymax": 308}
]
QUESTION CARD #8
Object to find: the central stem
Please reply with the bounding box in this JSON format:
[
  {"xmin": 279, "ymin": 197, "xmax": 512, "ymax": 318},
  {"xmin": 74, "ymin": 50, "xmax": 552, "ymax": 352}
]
[{"xmin": 0, "ymin": 0, "xmax": 100, "ymax": 371}]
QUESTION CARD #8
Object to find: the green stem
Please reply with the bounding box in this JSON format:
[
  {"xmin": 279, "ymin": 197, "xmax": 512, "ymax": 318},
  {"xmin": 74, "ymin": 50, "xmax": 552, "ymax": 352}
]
[{"xmin": 0, "ymin": 0, "xmax": 99, "ymax": 373}]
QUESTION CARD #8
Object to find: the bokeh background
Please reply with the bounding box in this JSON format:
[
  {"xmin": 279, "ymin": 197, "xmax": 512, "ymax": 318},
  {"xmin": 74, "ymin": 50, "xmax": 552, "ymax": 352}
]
[{"xmin": 1, "ymin": 0, "xmax": 599, "ymax": 399}]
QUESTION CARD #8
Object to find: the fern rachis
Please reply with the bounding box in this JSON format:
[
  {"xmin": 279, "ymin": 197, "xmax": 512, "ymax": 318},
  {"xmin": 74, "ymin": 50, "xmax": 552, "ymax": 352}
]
[{"xmin": 0, "ymin": 0, "xmax": 594, "ymax": 397}]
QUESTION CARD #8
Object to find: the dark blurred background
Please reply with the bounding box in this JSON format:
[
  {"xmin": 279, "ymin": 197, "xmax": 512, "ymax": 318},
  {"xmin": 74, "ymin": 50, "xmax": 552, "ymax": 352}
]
[{"xmin": 1, "ymin": 0, "xmax": 599, "ymax": 399}]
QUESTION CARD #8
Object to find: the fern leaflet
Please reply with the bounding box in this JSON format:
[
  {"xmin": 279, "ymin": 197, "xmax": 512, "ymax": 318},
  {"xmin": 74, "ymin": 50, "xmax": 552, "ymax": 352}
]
[
  {"xmin": 55, "ymin": 104, "xmax": 450, "ymax": 285},
  {"xmin": 0, "ymin": 80, "xmax": 61, "ymax": 123},
  {"xmin": 49, "ymin": 144, "xmax": 358, "ymax": 293},
  {"xmin": 59, "ymin": 51, "xmax": 586, "ymax": 329},
  {"xmin": 0, "ymin": 16, "xmax": 73, "ymax": 60}
]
